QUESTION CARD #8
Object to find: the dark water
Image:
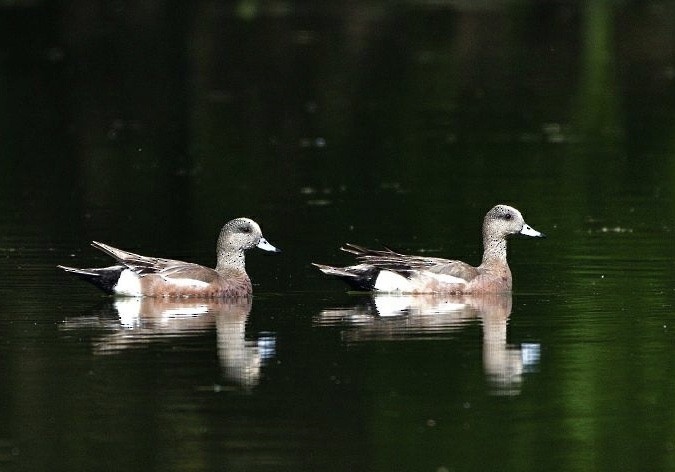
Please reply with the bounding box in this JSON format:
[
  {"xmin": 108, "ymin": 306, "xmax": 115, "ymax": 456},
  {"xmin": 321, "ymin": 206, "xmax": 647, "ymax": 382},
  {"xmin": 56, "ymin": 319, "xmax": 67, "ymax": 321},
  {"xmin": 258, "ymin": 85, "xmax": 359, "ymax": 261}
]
[{"xmin": 2, "ymin": 1, "xmax": 675, "ymax": 471}]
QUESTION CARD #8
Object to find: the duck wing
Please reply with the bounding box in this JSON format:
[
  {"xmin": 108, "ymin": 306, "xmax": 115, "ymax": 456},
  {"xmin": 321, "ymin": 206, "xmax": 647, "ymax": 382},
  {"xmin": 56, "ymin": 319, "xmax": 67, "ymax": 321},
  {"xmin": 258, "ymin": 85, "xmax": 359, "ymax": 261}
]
[
  {"xmin": 342, "ymin": 244, "xmax": 480, "ymax": 281},
  {"xmin": 155, "ymin": 263, "xmax": 220, "ymax": 284},
  {"xmin": 91, "ymin": 242, "xmax": 195, "ymax": 276},
  {"xmin": 424, "ymin": 260, "xmax": 481, "ymax": 282},
  {"xmin": 92, "ymin": 242, "xmax": 223, "ymax": 285}
]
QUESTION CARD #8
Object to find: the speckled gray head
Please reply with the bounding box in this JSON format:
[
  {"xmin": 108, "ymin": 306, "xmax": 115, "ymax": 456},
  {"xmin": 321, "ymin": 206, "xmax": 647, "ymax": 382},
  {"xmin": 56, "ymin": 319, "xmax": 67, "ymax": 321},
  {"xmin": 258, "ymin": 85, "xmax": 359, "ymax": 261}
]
[
  {"xmin": 218, "ymin": 218, "xmax": 281, "ymax": 253},
  {"xmin": 485, "ymin": 205, "xmax": 546, "ymax": 239}
]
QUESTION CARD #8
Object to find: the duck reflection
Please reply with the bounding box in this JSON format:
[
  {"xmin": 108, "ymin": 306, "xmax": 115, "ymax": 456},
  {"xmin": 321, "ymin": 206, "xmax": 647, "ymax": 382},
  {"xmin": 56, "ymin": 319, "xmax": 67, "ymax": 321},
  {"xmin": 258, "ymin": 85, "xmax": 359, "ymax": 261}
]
[
  {"xmin": 315, "ymin": 293, "xmax": 539, "ymax": 395},
  {"xmin": 61, "ymin": 298, "xmax": 273, "ymax": 390}
]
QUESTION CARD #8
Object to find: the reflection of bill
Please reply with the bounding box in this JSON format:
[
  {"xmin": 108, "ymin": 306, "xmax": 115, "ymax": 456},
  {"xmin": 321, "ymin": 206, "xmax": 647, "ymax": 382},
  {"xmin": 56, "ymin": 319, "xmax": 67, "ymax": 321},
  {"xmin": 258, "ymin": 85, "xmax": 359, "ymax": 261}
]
[
  {"xmin": 61, "ymin": 298, "xmax": 275, "ymax": 391},
  {"xmin": 315, "ymin": 293, "xmax": 540, "ymax": 395}
]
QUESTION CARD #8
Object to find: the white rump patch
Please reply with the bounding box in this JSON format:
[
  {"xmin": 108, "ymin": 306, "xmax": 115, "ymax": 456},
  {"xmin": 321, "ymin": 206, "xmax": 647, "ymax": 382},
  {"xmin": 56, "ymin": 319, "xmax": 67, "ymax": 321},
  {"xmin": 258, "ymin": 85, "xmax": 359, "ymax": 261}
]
[
  {"xmin": 160, "ymin": 275, "xmax": 210, "ymax": 288},
  {"xmin": 374, "ymin": 271, "xmax": 414, "ymax": 292},
  {"xmin": 115, "ymin": 269, "xmax": 143, "ymax": 297}
]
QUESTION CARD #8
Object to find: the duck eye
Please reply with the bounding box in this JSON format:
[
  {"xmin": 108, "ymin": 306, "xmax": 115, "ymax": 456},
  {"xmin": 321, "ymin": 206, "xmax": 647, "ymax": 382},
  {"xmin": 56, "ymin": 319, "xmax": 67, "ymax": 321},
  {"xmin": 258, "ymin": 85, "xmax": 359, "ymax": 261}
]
[
  {"xmin": 503, "ymin": 213, "xmax": 512, "ymax": 220},
  {"xmin": 239, "ymin": 225, "xmax": 252, "ymax": 234}
]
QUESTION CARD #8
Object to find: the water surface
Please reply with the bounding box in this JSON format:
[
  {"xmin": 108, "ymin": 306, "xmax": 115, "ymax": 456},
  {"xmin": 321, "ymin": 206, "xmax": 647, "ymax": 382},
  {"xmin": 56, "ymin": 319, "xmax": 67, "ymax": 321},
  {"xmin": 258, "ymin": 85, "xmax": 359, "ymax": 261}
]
[{"xmin": 2, "ymin": 2, "xmax": 675, "ymax": 471}]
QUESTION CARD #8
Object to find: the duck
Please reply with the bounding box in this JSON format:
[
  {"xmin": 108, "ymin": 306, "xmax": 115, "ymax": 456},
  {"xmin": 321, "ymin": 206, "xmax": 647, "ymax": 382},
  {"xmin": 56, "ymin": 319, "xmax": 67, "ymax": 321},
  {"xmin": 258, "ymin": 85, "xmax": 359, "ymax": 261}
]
[
  {"xmin": 58, "ymin": 217, "xmax": 280, "ymax": 297},
  {"xmin": 313, "ymin": 204, "xmax": 544, "ymax": 294}
]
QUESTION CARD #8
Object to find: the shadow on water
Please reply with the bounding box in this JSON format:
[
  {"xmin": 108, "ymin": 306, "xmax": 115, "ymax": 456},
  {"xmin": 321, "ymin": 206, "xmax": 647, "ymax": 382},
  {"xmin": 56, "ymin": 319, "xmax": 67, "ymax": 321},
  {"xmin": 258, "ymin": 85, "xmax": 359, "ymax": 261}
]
[{"xmin": 315, "ymin": 292, "xmax": 540, "ymax": 396}]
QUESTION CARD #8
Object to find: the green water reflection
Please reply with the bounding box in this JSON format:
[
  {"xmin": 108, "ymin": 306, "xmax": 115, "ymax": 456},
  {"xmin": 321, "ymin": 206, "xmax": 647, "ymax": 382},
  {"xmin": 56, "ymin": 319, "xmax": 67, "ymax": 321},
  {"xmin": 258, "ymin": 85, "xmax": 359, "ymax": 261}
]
[{"xmin": 1, "ymin": 1, "xmax": 675, "ymax": 471}]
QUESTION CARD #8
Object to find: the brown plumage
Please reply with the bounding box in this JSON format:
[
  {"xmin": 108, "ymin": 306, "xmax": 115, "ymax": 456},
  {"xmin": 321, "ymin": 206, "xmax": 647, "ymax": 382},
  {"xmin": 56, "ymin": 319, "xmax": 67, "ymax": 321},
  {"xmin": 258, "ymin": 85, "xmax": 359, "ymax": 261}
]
[
  {"xmin": 59, "ymin": 218, "xmax": 280, "ymax": 298},
  {"xmin": 314, "ymin": 205, "xmax": 544, "ymax": 294}
]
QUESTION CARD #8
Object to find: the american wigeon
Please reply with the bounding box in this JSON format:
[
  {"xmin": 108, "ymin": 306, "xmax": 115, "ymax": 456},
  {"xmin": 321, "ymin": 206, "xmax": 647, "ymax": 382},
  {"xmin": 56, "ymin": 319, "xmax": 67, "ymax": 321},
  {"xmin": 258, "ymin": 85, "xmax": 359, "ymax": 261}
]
[
  {"xmin": 58, "ymin": 218, "xmax": 280, "ymax": 297},
  {"xmin": 313, "ymin": 204, "xmax": 544, "ymax": 294}
]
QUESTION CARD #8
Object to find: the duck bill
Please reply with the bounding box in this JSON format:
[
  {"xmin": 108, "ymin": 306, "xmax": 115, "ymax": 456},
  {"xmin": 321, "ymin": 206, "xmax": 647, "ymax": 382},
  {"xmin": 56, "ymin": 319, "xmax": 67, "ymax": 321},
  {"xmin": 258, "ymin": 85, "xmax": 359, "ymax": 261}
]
[
  {"xmin": 257, "ymin": 237, "xmax": 281, "ymax": 252},
  {"xmin": 520, "ymin": 223, "xmax": 545, "ymax": 238}
]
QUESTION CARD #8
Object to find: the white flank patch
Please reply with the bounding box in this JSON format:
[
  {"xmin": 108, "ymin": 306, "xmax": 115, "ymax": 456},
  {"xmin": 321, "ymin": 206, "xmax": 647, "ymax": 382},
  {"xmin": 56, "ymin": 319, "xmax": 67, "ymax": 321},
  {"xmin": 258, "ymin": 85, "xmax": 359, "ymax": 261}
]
[
  {"xmin": 374, "ymin": 270, "xmax": 467, "ymax": 293},
  {"xmin": 160, "ymin": 275, "xmax": 210, "ymax": 288},
  {"xmin": 115, "ymin": 269, "xmax": 143, "ymax": 297},
  {"xmin": 374, "ymin": 271, "xmax": 414, "ymax": 292}
]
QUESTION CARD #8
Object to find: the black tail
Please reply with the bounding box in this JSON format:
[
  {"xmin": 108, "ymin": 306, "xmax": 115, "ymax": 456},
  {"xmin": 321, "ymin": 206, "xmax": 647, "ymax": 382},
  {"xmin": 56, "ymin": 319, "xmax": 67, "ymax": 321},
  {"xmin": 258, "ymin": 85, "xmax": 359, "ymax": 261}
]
[
  {"xmin": 312, "ymin": 263, "xmax": 380, "ymax": 291},
  {"xmin": 57, "ymin": 265, "xmax": 125, "ymax": 294}
]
